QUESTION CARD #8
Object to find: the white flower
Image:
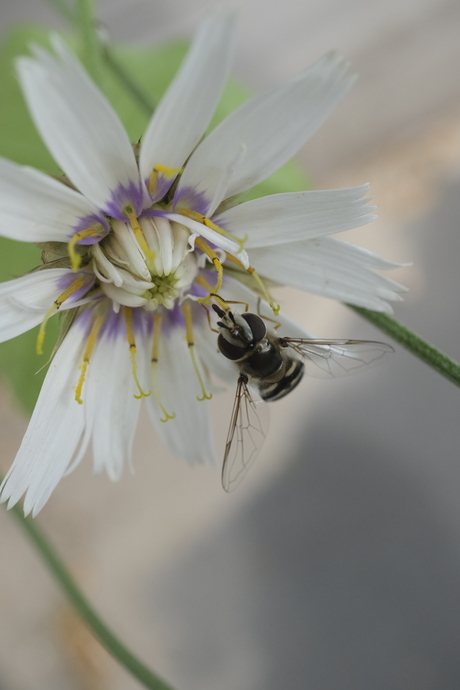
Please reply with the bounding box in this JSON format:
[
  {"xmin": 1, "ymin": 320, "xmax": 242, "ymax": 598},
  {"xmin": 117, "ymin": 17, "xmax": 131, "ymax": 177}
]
[{"xmin": 0, "ymin": 16, "xmax": 405, "ymax": 515}]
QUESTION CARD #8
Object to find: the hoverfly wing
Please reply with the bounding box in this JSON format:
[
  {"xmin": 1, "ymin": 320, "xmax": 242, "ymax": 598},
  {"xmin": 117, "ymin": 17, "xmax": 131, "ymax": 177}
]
[
  {"xmin": 282, "ymin": 338, "xmax": 394, "ymax": 378},
  {"xmin": 222, "ymin": 375, "xmax": 270, "ymax": 492}
]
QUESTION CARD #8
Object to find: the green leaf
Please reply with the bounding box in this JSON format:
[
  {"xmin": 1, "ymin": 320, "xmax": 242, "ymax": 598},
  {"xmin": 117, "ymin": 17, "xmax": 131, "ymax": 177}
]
[{"xmin": 0, "ymin": 25, "xmax": 310, "ymax": 414}]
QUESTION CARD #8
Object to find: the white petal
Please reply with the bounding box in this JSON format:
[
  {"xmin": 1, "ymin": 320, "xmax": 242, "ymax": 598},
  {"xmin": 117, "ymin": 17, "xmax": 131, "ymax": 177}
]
[
  {"xmin": 0, "ymin": 317, "xmax": 88, "ymax": 515},
  {"xmin": 17, "ymin": 40, "xmax": 142, "ymax": 213},
  {"xmin": 100, "ymin": 282, "xmax": 148, "ymax": 307},
  {"xmin": 92, "ymin": 243, "xmax": 124, "ymax": 285},
  {"xmin": 139, "ymin": 15, "xmax": 236, "ymax": 200},
  {"xmin": 81, "ymin": 314, "xmax": 143, "ymax": 480},
  {"xmin": 0, "ymin": 268, "xmax": 87, "ymax": 342},
  {"xmin": 112, "ymin": 220, "xmax": 151, "ymax": 281},
  {"xmin": 175, "ymin": 52, "xmax": 354, "ymax": 215},
  {"xmin": 146, "ymin": 322, "xmax": 217, "ymax": 465},
  {"xmin": 0, "ymin": 158, "xmax": 101, "ymax": 242},
  {"xmin": 214, "ymin": 185, "xmax": 377, "ymax": 248},
  {"xmin": 249, "ymin": 238, "xmax": 407, "ymax": 313},
  {"xmin": 219, "ymin": 275, "xmax": 313, "ymax": 338},
  {"xmin": 163, "ymin": 212, "xmax": 249, "ymax": 267}
]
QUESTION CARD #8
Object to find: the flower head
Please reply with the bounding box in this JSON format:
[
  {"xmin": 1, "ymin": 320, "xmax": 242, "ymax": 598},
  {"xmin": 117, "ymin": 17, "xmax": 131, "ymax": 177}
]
[{"xmin": 0, "ymin": 16, "xmax": 405, "ymax": 515}]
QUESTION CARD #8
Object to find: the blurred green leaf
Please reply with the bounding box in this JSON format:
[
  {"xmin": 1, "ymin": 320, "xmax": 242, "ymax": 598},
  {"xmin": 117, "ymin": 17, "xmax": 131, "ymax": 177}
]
[{"xmin": 0, "ymin": 25, "xmax": 309, "ymax": 414}]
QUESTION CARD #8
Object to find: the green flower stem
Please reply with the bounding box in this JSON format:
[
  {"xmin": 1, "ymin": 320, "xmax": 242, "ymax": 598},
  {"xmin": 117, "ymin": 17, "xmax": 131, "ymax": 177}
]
[
  {"xmin": 102, "ymin": 46, "xmax": 155, "ymax": 116},
  {"xmin": 349, "ymin": 305, "xmax": 460, "ymax": 387},
  {"xmin": 43, "ymin": 0, "xmax": 76, "ymax": 22},
  {"xmin": 45, "ymin": 0, "xmax": 155, "ymax": 114},
  {"xmin": 4, "ymin": 490, "xmax": 176, "ymax": 690},
  {"xmin": 76, "ymin": 0, "xmax": 105, "ymax": 88}
]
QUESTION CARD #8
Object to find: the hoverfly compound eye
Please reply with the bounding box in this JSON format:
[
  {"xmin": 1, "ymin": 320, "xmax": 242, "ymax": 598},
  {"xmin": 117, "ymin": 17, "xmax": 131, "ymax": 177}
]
[
  {"xmin": 217, "ymin": 334, "xmax": 246, "ymax": 360},
  {"xmin": 241, "ymin": 313, "xmax": 266, "ymax": 343}
]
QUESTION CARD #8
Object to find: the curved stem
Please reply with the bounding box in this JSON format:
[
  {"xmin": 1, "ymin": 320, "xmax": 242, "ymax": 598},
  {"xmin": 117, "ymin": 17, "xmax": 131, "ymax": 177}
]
[
  {"xmin": 349, "ymin": 305, "xmax": 460, "ymax": 387},
  {"xmin": 46, "ymin": 0, "xmax": 155, "ymax": 115},
  {"xmin": 77, "ymin": 0, "xmax": 105, "ymax": 88},
  {"xmin": 44, "ymin": 0, "xmax": 76, "ymax": 21},
  {"xmin": 102, "ymin": 46, "xmax": 156, "ymax": 115},
  {"xmin": 4, "ymin": 491, "xmax": 175, "ymax": 690}
]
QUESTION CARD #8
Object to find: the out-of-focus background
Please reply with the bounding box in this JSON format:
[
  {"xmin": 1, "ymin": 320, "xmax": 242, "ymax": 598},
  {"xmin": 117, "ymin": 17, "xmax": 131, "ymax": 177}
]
[{"xmin": 1, "ymin": 1, "xmax": 460, "ymax": 688}]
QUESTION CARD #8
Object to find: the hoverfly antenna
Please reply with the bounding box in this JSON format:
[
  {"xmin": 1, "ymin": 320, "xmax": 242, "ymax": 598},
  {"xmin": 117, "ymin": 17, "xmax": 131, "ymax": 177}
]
[
  {"xmin": 228, "ymin": 311, "xmax": 236, "ymax": 324},
  {"xmin": 212, "ymin": 304, "xmax": 226, "ymax": 318}
]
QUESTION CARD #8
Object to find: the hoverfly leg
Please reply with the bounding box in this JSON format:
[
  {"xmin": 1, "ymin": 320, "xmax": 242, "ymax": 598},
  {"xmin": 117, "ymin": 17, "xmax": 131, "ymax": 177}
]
[
  {"xmin": 201, "ymin": 302, "xmax": 220, "ymax": 333},
  {"xmin": 209, "ymin": 293, "xmax": 250, "ymax": 312},
  {"xmin": 256, "ymin": 298, "xmax": 281, "ymax": 330}
]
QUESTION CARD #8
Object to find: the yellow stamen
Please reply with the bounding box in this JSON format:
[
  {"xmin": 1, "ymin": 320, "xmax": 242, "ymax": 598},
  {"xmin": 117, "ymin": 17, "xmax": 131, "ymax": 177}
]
[
  {"xmin": 148, "ymin": 164, "xmax": 183, "ymax": 195},
  {"xmin": 194, "ymin": 237, "xmax": 223, "ymax": 300},
  {"xmin": 179, "ymin": 208, "xmax": 247, "ymax": 252},
  {"xmin": 124, "ymin": 307, "xmax": 151, "ymax": 400},
  {"xmin": 68, "ymin": 226, "xmax": 102, "ymax": 271},
  {"xmin": 225, "ymin": 252, "xmax": 280, "ymax": 316},
  {"xmin": 182, "ymin": 304, "xmax": 212, "ymax": 401},
  {"xmin": 151, "ymin": 313, "xmax": 176, "ymax": 422},
  {"xmin": 36, "ymin": 278, "xmax": 85, "ymax": 355},
  {"xmin": 75, "ymin": 313, "xmax": 104, "ymax": 405},
  {"xmin": 194, "ymin": 276, "xmax": 230, "ymax": 315},
  {"xmin": 127, "ymin": 212, "xmax": 155, "ymax": 265}
]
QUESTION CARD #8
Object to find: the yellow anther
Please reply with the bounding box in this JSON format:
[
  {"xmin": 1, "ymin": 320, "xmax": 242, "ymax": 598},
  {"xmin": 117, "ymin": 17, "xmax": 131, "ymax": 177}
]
[
  {"xmin": 179, "ymin": 208, "xmax": 247, "ymax": 252},
  {"xmin": 127, "ymin": 213, "xmax": 155, "ymax": 266},
  {"xmin": 194, "ymin": 237, "xmax": 223, "ymax": 301},
  {"xmin": 75, "ymin": 312, "xmax": 104, "ymax": 405},
  {"xmin": 151, "ymin": 313, "xmax": 176, "ymax": 422},
  {"xmin": 225, "ymin": 252, "xmax": 280, "ymax": 316},
  {"xmin": 183, "ymin": 304, "xmax": 212, "ymax": 401},
  {"xmin": 148, "ymin": 164, "xmax": 183, "ymax": 194},
  {"xmin": 68, "ymin": 226, "xmax": 102, "ymax": 271},
  {"xmin": 36, "ymin": 278, "xmax": 85, "ymax": 355},
  {"xmin": 124, "ymin": 307, "xmax": 151, "ymax": 400}
]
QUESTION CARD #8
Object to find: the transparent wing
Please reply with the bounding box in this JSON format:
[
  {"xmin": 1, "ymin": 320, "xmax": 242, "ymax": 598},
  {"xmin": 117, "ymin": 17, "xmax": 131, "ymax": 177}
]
[
  {"xmin": 282, "ymin": 338, "xmax": 394, "ymax": 378},
  {"xmin": 222, "ymin": 375, "xmax": 270, "ymax": 492}
]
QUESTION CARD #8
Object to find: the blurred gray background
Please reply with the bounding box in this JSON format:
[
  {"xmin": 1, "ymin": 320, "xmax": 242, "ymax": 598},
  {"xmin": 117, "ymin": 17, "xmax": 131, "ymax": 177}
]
[{"xmin": 1, "ymin": 0, "xmax": 460, "ymax": 689}]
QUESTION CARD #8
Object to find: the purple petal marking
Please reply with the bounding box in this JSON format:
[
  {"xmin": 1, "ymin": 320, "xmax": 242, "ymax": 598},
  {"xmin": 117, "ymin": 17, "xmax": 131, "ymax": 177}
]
[
  {"xmin": 101, "ymin": 305, "xmax": 125, "ymax": 339},
  {"xmin": 141, "ymin": 209, "xmax": 170, "ymax": 219},
  {"xmin": 131, "ymin": 306, "xmax": 153, "ymax": 337},
  {"xmin": 145, "ymin": 174, "xmax": 176, "ymax": 205},
  {"xmin": 69, "ymin": 213, "xmax": 109, "ymax": 244},
  {"xmin": 161, "ymin": 298, "xmax": 207, "ymax": 336},
  {"xmin": 161, "ymin": 302, "xmax": 185, "ymax": 335},
  {"xmin": 189, "ymin": 276, "xmax": 209, "ymax": 299},
  {"xmin": 101, "ymin": 303, "xmax": 153, "ymax": 342},
  {"xmin": 73, "ymin": 303, "xmax": 99, "ymax": 332},
  {"xmin": 56, "ymin": 270, "xmax": 96, "ymax": 303},
  {"xmin": 172, "ymin": 186, "xmax": 211, "ymax": 216},
  {"xmin": 102, "ymin": 179, "xmax": 145, "ymax": 220}
]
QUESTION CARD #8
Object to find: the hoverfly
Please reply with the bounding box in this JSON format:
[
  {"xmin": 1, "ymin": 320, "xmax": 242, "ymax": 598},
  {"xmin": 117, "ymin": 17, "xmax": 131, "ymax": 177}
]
[{"xmin": 211, "ymin": 300, "xmax": 393, "ymax": 492}]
